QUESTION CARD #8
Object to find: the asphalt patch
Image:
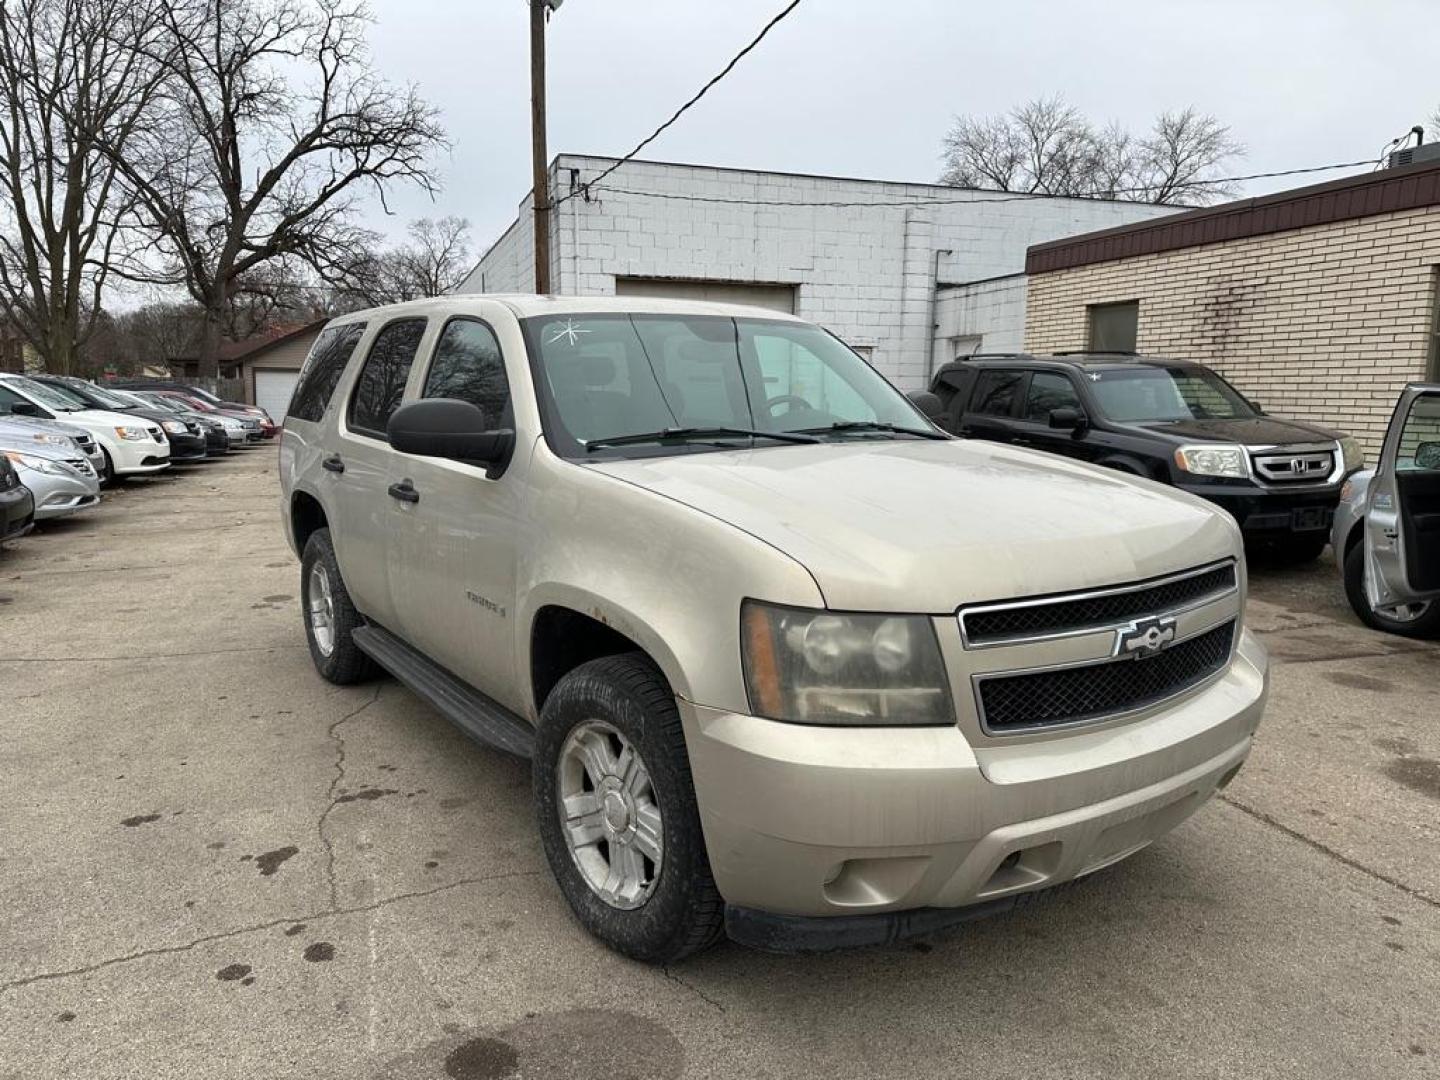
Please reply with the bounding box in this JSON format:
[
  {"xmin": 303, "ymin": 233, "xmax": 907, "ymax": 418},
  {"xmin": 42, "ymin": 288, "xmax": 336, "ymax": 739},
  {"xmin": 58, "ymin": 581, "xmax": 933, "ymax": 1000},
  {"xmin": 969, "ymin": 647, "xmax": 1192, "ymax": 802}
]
[
  {"xmin": 333, "ymin": 788, "xmax": 399, "ymax": 805},
  {"xmin": 303, "ymin": 942, "xmax": 335, "ymax": 962},
  {"xmin": 1323, "ymin": 671, "xmax": 1395, "ymax": 692},
  {"xmin": 215, "ymin": 963, "xmax": 251, "ymax": 981},
  {"xmin": 120, "ymin": 814, "xmax": 161, "ymax": 828}
]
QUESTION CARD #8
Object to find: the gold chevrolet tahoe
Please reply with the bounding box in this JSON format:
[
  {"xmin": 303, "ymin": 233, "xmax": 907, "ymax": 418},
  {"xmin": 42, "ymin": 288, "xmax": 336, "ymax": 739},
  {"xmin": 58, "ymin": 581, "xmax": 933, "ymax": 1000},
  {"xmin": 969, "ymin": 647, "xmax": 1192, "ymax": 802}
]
[{"xmin": 278, "ymin": 295, "xmax": 1269, "ymax": 962}]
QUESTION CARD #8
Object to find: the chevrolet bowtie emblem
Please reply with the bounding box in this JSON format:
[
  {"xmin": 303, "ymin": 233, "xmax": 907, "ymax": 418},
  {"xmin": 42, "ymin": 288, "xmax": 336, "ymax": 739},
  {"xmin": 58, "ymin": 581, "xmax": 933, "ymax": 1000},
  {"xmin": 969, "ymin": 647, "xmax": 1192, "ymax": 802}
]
[{"xmin": 1116, "ymin": 616, "xmax": 1177, "ymax": 658}]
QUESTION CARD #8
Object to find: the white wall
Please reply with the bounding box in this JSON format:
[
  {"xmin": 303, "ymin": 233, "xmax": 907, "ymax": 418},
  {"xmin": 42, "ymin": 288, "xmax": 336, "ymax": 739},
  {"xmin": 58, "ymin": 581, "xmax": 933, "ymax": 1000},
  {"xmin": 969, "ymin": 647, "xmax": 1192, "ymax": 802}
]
[
  {"xmin": 460, "ymin": 156, "xmax": 1173, "ymax": 388},
  {"xmin": 933, "ymin": 275, "xmax": 1029, "ymax": 371}
]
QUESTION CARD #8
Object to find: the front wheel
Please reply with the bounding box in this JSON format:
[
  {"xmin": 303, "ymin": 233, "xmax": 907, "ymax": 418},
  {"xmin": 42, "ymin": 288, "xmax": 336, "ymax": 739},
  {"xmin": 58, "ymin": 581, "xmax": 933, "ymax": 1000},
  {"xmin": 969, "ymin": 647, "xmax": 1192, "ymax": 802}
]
[
  {"xmin": 1343, "ymin": 540, "xmax": 1440, "ymax": 638},
  {"xmin": 534, "ymin": 653, "xmax": 724, "ymax": 963}
]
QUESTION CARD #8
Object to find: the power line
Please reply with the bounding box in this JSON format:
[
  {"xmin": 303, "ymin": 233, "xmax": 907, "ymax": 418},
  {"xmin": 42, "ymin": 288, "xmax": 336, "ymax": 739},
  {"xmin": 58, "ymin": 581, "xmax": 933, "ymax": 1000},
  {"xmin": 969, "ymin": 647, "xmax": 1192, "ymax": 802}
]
[
  {"xmin": 549, "ymin": 0, "xmax": 804, "ymax": 210},
  {"xmin": 573, "ymin": 158, "xmax": 1380, "ymax": 210}
]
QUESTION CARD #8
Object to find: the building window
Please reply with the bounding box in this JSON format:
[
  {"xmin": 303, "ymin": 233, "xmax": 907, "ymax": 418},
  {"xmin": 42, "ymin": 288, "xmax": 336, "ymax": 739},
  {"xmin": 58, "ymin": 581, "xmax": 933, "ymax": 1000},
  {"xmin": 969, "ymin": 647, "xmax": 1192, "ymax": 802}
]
[
  {"xmin": 1428, "ymin": 268, "xmax": 1440, "ymax": 382},
  {"xmin": 1088, "ymin": 301, "xmax": 1139, "ymax": 353}
]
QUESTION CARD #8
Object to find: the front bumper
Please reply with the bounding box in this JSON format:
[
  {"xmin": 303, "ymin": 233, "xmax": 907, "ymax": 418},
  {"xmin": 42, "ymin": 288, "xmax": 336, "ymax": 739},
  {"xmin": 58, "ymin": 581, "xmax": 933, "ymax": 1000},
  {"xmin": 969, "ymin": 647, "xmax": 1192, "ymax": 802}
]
[
  {"xmin": 1, "ymin": 484, "xmax": 34, "ymax": 540},
  {"xmin": 1177, "ymin": 479, "xmax": 1343, "ymax": 537},
  {"xmin": 109, "ymin": 437, "xmax": 171, "ymax": 474},
  {"xmin": 682, "ymin": 629, "xmax": 1267, "ymax": 924},
  {"xmin": 166, "ymin": 432, "xmax": 209, "ymax": 461},
  {"xmin": 25, "ymin": 469, "xmax": 102, "ymax": 520}
]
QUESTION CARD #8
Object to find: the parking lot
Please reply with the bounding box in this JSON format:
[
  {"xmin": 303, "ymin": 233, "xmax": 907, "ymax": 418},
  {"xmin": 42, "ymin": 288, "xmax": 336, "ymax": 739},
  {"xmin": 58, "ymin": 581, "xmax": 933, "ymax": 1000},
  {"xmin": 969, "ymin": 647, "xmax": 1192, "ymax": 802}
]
[{"xmin": 1, "ymin": 449, "xmax": 1436, "ymax": 1080}]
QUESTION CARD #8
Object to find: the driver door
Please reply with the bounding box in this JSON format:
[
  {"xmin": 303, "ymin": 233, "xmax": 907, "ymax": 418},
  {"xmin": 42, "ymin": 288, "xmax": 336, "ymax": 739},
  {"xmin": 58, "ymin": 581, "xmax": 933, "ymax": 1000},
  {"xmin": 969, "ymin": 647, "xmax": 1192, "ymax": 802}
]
[{"xmin": 1365, "ymin": 386, "xmax": 1440, "ymax": 607}]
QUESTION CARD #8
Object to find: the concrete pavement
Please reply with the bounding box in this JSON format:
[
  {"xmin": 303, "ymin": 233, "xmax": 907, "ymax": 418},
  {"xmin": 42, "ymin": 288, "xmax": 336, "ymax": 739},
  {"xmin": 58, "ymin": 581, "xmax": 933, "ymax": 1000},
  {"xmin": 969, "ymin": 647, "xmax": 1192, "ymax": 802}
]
[{"xmin": 0, "ymin": 451, "xmax": 1435, "ymax": 1079}]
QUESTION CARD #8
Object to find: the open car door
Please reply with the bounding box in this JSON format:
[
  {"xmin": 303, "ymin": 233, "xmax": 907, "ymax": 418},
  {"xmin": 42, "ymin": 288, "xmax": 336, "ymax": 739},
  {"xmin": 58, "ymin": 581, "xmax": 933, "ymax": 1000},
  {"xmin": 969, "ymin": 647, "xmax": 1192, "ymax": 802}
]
[{"xmin": 1365, "ymin": 384, "xmax": 1440, "ymax": 610}]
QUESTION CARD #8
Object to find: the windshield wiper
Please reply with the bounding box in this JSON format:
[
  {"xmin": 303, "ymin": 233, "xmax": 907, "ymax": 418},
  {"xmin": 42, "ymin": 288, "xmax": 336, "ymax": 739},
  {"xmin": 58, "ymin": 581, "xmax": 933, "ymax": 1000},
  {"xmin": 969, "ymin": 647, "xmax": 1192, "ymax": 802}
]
[
  {"xmin": 800, "ymin": 420, "xmax": 949, "ymax": 441},
  {"xmin": 583, "ymin": 426, "xmax": 821, "ymax": 451}
]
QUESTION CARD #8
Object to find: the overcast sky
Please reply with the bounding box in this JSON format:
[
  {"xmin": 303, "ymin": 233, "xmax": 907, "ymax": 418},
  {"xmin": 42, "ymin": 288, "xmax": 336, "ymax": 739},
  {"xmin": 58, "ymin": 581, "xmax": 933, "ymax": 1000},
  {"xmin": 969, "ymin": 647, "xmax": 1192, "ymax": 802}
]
[{"xmin": 363, "ymin": 0, "xmax": 1435, "ymax": 255}]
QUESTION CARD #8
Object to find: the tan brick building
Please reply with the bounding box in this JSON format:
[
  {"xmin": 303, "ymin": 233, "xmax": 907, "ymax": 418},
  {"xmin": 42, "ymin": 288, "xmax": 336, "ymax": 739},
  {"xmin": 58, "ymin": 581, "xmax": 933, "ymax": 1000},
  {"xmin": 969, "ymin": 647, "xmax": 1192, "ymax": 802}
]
[{"xmin": 1023, "ymin": 159, "xmax": 1440, "ymax": 453}]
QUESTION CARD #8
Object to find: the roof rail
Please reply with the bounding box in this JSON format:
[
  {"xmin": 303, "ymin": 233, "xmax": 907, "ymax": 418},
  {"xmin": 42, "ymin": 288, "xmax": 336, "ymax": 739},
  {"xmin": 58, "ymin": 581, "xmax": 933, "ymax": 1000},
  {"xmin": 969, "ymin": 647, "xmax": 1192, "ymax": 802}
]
[
  {"xmin": 955, "ymin": 352, "xmax": 1028, "ymax": 361},
  {"xmin": 1053, "ymin": 349, "xmax": 1138, "ymax": 357}
]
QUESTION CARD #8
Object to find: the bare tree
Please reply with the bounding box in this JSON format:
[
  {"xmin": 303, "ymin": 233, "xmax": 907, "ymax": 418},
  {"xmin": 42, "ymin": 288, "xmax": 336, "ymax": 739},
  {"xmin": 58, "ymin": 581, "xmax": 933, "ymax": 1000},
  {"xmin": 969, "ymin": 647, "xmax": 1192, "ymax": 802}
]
[
  {"xmin": 0, "ymin": 0, "xmax": 168, "ymax": 374},
  {"xmin": 941, "ymin": 97, "xmax": 1244, "ymax": 206},
  {"xmin": 109, "ymin": 0, "xmax": 445, "ymax": 382},
  {"xmin": 333, "ymin": 215, "xmax": 472, "ymax": 307}
]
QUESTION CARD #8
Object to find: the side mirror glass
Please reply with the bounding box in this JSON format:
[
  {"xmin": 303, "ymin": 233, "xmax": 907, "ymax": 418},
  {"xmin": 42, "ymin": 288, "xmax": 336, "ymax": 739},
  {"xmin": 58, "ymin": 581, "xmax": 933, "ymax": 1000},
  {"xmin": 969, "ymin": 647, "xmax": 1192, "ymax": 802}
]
[
  {"xmin": 1048, "ymin": 407, "xmax": 1085, "ymax": 430},
  {"xmin": 10, "ymin": 401, "xmax": 40, "ymax": 417},
  {"xmin": 387, "ymin": 398, "xmax": 514, "ymax": 478},
  {"xmin": 1416, "ymin": 441, "xmax": 1440, "ymax": 471},
  {"xmin": 907, "ymin": 390, "xmax": 944, "ymax": 421}
]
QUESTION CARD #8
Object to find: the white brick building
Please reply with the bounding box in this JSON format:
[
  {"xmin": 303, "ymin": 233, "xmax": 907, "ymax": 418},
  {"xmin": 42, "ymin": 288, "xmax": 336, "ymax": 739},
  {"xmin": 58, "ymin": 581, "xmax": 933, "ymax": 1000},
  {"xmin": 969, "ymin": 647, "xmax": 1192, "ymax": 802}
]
[{"xmin": 460, "ymin": 156, "xmax": 1172, "ymax": 389}]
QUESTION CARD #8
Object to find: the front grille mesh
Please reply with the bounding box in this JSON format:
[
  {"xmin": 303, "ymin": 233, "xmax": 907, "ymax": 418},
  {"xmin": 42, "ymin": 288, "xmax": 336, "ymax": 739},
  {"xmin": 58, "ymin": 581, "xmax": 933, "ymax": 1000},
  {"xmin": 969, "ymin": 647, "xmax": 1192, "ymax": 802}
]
[
  {"xmin": 963, "ymin": 564, "xmax": 1235, "ymax": 644},
  {"xmin": 979, "ymin": 621, "xmax": 1236, "ymax": 732}
]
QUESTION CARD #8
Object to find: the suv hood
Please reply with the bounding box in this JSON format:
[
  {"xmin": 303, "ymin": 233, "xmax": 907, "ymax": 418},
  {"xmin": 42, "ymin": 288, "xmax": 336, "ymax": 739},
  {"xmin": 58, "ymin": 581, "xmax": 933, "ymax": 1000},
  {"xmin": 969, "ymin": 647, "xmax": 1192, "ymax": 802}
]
[
  {"xmin": 589, "ymin": 439, "xmax": 1237, "ymax": 611},
  {"xmin": 1134, "ymin": 416, "xmax": 1342, "ymax": 445}
]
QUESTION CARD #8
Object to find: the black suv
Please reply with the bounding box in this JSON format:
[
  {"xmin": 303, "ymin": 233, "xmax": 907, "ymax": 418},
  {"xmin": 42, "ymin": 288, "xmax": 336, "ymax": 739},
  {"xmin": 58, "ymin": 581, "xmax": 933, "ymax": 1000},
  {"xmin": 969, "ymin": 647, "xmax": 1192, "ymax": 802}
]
[{"xmin": 927, "ymin": 352, "xmax": 1365, "ymax": 562}]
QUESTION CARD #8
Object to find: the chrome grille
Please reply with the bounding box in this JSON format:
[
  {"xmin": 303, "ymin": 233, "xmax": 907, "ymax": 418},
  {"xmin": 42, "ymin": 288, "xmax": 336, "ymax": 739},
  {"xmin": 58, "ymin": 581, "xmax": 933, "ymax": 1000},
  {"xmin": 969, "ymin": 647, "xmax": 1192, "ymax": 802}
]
[
  {"xmin": 1251, "ymin": 448, "xmax": 1335, "ymax": 484},
  {"xmin": 977, "ymin": 621, "xmax": 1236, "ymax": 733},
  {"xmin": 960, "ymin": 562, "xmax": 1237, "ymax": 646}
]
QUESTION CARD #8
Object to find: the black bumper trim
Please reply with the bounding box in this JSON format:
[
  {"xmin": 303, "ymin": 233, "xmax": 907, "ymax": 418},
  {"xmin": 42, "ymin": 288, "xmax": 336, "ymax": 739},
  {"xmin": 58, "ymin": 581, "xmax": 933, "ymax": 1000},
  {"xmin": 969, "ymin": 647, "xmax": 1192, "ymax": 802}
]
[{"xmin": 723, "ymin": 880, "xmax": 1084, "ymax": 953}]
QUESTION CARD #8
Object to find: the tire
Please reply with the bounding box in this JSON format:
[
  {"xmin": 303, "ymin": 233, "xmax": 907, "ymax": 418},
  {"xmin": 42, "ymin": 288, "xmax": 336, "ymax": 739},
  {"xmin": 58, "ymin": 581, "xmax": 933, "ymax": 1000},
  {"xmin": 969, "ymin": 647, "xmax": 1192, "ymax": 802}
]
[
  {"xmin": 99, "ymin": 447, "xmax": 116, "ymax": 486},
  {"xmin": 1343, "ymin": 540, "xmax": 1440, "ymax": 638},
  {"xmin": 534, "ymin": 652, "xmax": 724, "ymax": 963},
  {"xmin": 299, "ymin": 527, "xmax": 377, "ymax": 683}
]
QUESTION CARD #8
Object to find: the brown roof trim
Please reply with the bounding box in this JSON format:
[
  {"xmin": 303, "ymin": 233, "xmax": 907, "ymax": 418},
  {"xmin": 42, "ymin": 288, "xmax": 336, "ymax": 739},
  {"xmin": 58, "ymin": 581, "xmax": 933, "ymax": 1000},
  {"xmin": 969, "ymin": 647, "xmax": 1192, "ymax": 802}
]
[
  {"xmin": 232, "ymin": 318, "xmax": 328, "ymax": 364},
  {"xmin": 1025, "ymin": 158, "xmax": 1440, "ymax": 275}
]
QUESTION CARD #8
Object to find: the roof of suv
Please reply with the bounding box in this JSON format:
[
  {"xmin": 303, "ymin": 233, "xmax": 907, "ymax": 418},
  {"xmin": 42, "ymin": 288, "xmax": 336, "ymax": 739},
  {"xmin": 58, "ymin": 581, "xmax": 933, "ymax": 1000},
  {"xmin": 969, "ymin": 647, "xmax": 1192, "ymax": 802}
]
[
  {"xmin": 942, "ymin": 352, "xmax": 1212, "ymax": 373},
  {"xmin": 324, "ymin": 293, "xmax": 809, "ymax": 326}
]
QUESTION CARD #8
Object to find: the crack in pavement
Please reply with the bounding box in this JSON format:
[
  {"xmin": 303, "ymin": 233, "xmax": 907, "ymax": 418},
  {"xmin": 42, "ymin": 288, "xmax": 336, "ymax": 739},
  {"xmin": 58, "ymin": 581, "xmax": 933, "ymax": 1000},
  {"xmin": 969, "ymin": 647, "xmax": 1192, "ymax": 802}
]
[
  {"xmin": 318, "ymin": 684, "xmax": 385, "ymax": 908},
  {"xmin": 661, "ymin": 965, "xmax": 726, "ymax": 1012},
  {"xmin": 0, "ymin": 869, "xmax": 544, "ymax": 996},
  {"xmin": 1219, "ymin": 794, "xmax": 1438, "ymax": 910},
  {"xmin": 0, "ymin": 645, "xmax": 306, "ymax": 664}
]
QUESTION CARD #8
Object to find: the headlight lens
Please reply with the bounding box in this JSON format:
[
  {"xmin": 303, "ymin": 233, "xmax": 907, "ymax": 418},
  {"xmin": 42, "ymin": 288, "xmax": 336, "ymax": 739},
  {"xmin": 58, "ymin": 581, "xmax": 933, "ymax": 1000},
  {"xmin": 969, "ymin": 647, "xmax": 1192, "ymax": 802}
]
[
  {"xmin": 1339, "ymin": 436, "xmax": 1365, "ymax": 473},
  {"xmin": 161, "ymin": 420, "xmax": 187, "ymax": 434},
  {"xmin": 741, "ymin": 602, "xmax": 954, "ymax": 726},
  {"xmin": 114, "ymin": 425, "xmax": 149, "ymax": 441},
  {"xmin": 29, "ymin": 433, "xmax": 71, "ymax": 447},
  {"xmin": 3, "ymin": 450, "xmax": 66, "ymax": 475},
  {"xmin": 1174, "ymin": 444, "xmax": 1249, "ymax": 479}
]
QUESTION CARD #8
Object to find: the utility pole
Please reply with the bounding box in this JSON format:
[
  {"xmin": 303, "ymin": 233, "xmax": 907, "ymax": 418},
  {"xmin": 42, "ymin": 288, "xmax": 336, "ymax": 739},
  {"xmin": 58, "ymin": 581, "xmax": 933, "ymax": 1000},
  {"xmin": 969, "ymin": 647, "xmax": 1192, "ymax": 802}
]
[{"xmin": 529, "ymin": 0, "xmax": 553, "ymax": 294}]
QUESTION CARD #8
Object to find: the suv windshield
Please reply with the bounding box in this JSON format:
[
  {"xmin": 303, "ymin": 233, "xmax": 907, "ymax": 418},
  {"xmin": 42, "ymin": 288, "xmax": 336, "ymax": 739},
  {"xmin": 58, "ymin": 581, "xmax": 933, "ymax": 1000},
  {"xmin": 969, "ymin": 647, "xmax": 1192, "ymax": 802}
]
[
  {"xmin": 57, "ymin": 380, "xmax": 135, "ymax": 410},
  {"xmin": 6, "ymin": 376, "xmax": 88, "ymax": 412},
  {"xmin": 523, "ymin": 313, "xmax": 932, "ymax": 456},
  {"xmin": 1089, "ymin": 367, "xmax": 1258, "ymax": 423}
]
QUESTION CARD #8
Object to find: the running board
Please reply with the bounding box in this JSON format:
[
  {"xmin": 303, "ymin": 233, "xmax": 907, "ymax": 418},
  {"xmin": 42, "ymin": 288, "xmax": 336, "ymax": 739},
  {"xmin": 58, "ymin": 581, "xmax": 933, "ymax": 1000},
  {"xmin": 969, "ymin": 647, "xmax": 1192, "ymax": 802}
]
[{"xmin": 352, "ymin": 624, "xmax": 535, "ymax": 759}]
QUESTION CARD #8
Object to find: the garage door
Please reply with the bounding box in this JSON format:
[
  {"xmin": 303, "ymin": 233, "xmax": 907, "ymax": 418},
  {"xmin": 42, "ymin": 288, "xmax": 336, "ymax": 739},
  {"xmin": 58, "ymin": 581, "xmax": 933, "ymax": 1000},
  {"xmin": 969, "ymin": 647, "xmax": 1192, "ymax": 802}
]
[
  {"xmin": 614, "ymin": 277, "xmax": 796, "ymax": 313},
  {"xmin": 254, "ymin": 369, "xmax": 300, "ymax": 420}
]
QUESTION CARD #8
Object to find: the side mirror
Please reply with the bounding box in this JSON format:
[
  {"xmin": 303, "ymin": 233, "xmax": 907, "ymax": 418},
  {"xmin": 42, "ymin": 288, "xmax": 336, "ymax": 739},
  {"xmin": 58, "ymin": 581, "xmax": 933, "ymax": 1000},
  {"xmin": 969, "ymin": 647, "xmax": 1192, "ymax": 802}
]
[
  {"xmin": 10, "ymin": 401, "xmax": 40, "ymax": 417},
  {"xmin": 907, "ymin": 390, "xmax": 945, "ymax": 421},
  {"xmin": 1048, "ymin": 407, "xmax": 1086, "ymax": 431},
  {"xmin": 1416, "ymin": 442, "xmax": 1440, "ymax": 471},
  {"xmin": 387, "ymin": 398, "xmax": 514, "ymax": 478}
]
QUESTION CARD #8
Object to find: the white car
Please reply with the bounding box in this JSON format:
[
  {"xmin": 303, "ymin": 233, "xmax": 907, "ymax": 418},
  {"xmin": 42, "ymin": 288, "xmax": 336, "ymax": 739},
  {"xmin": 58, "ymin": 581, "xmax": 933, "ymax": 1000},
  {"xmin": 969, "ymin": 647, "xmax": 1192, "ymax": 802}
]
[{"xmin": 0, "ymin": 374, "xmax": 170, "ymax": 481}]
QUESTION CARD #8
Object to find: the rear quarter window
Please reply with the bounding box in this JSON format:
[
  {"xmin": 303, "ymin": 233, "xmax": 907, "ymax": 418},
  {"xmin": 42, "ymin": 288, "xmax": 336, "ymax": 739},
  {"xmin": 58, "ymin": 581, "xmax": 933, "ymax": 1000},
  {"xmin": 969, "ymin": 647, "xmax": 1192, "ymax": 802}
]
[{"xmin": 288, "ymin": 323, "xmax": 367, "ymax": 423}]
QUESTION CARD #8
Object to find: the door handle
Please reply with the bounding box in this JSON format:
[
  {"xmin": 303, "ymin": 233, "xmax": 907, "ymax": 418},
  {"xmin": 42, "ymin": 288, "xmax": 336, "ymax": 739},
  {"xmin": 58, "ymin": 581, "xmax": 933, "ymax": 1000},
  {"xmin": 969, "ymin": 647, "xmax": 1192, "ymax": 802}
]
[
  {"xmin": 322, "ymin": 455, "xmax": 345, "ymax": 474},
  {"xmin": 387, "ymin": 479, "xmax": 420, "ymax": 504}
]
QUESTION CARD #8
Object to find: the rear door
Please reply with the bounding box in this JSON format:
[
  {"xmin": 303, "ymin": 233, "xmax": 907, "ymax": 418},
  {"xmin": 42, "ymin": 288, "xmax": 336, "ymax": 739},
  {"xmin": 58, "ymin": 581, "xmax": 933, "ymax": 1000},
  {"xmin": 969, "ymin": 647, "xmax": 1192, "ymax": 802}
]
[
  {"xmin": 330, "ymin": 317, "xmax": 430, "ymax": 629},
  {"xmin": 957, "ymin": 368, "xmax": 1025, "ymax": 443},
  {"xmin": 1365, "ymin": 386, "xmax": 1440, "ymax": 606}
]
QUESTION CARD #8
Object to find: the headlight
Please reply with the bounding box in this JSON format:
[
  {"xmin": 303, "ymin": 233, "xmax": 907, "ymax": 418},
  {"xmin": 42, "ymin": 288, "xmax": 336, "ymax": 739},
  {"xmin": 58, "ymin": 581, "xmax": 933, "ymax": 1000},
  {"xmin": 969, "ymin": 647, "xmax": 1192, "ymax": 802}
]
[
  {"xmin": 29, "ymin": 433, "xmax": 72, "ymax": 447},
  {"xmin": 741, "ymin": 602, "xmax": 954, "ymax": 726},
  {"xmin": 114, "ymin": 426, "xmax": 149, "ymax": 441},
  {"xmin": 1173, "ymin": 444, "xmax": 1249, "ymax": 479},
  {"xmin": 1339, "ymin": 436, "xmax": 1365, "ymax": 473},
  {"xmin": 3, "ymin": 451, "xmax": 67, "ymax": 475},
  {"xmin": 161, "ymin": 420, "xmax": 187, "ymax": 435}
]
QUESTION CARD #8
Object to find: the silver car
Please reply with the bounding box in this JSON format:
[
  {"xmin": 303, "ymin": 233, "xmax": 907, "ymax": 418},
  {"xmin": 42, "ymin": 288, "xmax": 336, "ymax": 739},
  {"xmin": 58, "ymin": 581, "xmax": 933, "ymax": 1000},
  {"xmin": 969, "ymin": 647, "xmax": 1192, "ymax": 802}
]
[
  {"xmin": 0, "ymin": 414, "xmax": 106, "ymax": 476},
  {"xmin": 1332, "ymin": 382, "xmax": 1440, "ymax": 637},
  {"xmin": 0, "ymin": 440, "xmax": 101, "ymax": 521}
]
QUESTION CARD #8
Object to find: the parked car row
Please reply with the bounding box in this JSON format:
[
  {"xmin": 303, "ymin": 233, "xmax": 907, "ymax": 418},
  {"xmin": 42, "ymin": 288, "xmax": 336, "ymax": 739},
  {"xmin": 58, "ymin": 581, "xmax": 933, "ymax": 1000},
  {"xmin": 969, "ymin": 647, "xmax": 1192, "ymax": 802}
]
[{"xmin": 0, "ymin": 374, "xmax": 274, "ymax": 547}]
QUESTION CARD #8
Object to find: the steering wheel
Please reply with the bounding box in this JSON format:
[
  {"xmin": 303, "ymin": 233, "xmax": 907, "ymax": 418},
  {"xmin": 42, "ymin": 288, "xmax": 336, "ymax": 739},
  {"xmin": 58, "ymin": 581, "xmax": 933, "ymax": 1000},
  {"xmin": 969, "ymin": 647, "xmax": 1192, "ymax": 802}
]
[{"xmin": 766, "ymin": 395, "xmax": 814, "ymax": 416}]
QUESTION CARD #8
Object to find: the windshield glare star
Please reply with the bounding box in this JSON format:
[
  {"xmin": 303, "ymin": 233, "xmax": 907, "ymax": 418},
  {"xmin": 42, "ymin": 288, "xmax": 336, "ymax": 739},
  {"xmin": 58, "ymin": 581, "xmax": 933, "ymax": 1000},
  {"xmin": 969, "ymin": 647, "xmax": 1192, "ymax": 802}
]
[{"xmin": 547, "ymin": 319, "xmax": 590, "ymax": 346}]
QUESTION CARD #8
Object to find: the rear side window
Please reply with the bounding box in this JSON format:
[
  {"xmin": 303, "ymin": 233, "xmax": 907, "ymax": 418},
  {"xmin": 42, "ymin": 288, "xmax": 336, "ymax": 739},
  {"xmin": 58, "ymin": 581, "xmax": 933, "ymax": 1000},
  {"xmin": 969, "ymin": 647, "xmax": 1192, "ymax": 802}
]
[
  {"xmin": 422, "ymin": 319, "xmax": 511, "ymax": 430},
  {"xmin": 1023, "ymin": 372, "xmax": 1082, "ymax": 421},
  {"xmin": 970, "ymin": 371, "xmax": 1023, "ymax": 417},
  {"xmin": 348, "ymin": 319, "xmax": 427, "ymax": 438},
  {"xmin": 288, "ymin": 324, "xmax": 367, "ymax": 422}
]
